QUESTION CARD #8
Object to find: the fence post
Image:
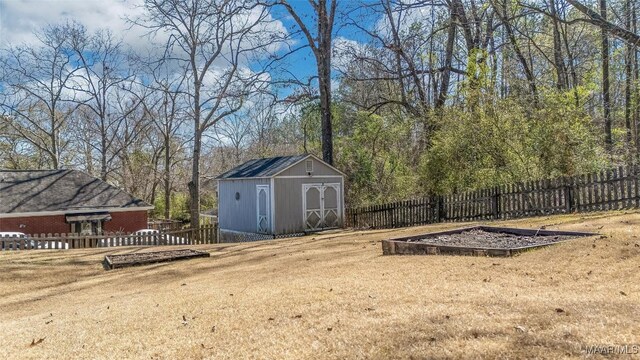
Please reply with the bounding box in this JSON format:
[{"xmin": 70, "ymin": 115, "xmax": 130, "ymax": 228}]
[
  {"xmin": 492, "ymin": 186, "xmax": 501, "ymax": 219},
  {"xmin": 436, "ymin": 195, "xmax": 444, "ymax": 223},
  {"xmin": 564, "ymin": 177, "xmax": 574, "ymax": 212},
  {"xmin": 353, "ymin": 207, "xmax": 358, "ymax": 228}
]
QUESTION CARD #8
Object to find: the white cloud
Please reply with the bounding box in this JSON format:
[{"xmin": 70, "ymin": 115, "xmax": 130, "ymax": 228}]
[{"xmin": 0, "ymin": 0, "xmax": 148, "ymax": 49}]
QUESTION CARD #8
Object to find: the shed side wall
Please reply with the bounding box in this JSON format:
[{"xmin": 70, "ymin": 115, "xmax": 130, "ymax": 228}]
[
  {"xmin": 273, "ymin": 176, "xmax": 344, "ymax": 234},
  {"xmin": 218, "ymin": 178, "xmax": 270, "ymax": 233}
]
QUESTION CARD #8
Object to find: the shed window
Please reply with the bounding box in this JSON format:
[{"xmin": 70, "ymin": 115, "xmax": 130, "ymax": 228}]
[{"xmin": 305, "ymin": 160, "xmax": 313, "ymax": 173}]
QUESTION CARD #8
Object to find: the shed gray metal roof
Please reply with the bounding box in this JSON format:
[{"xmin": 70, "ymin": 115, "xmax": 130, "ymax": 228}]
[
  {"xmin": 216, "ymin": 154, "xmax": 311, "ymax": 179},
  {"xmin": 0, "ymin": 169, "xmax": 151, "ymax": 214}
]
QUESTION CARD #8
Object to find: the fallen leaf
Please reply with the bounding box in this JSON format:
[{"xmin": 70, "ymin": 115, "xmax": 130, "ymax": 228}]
[
  {"xmin": 30, "ymin": 338, "xmax": 45, "ymax": 347},
  {"xmin": 514, "ymin": 325, "xmax": 527, "ymax": 333}
]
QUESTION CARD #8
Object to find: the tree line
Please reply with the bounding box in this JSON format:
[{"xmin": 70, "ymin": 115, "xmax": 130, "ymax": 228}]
[{"xmin": 1, "ymin": 0, "xmax": 639, "ymax": 226}]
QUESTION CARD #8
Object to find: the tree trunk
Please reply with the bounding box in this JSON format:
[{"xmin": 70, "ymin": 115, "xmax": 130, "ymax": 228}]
[
  {"xmin": 634, "ymin": 1, "xmax": 640, "ymax": 155},
  {"xmin": 436, "ymin": 9, "xmax": 457, "ymax": 109},
  {"xmin": 496, "ymin": 0, "xmax": 538, "ymax": 103},
  {"xmin": 164, "ymin": 132, "xmax": 171, "ymax": 220},
  {"xmin": 317, "ymin": 0, "xmax": 334, "ymax": 165},
  {"xmin": 550, "ymin": 0, "xmax": 567, "ymax": 90},
  {"xmin": 190, "ymin": 73, "xmax": 202, "ymax": 231},
  {"xmin": 100, "ymin": 123, "xmax": 108, "ymax": 181},
  {"xmin": 189, "ymin": 125, "xmax": 201, "ymax": 230},
  {"xmin": 318, "ymin": 54, "xmax": 333, "ymax": 165},
  {"xmin": 601, "ymin": 0, "xmax": 613, "ymax": 151},
  {"xmin": 625, "ymin": 0, "xmax": 633, "ymax": 161},
  {"xmin": 50, "ymin": 115, "xmax": 59, "ymax": 169}
]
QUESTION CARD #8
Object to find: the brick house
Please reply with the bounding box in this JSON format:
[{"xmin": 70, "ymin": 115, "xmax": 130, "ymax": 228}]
[{"xmin": 0, "ymin": 170, "xmax": 153, "ymax": 235}]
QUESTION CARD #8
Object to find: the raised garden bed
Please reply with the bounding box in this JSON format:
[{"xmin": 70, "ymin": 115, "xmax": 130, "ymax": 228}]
[
  {"xmin": 103, "ymin": 249, "xmax": 210, "ymax": 270},
  {"xmin": 382, "ymin": 226, "xmax": 596, "ymax": 257}
]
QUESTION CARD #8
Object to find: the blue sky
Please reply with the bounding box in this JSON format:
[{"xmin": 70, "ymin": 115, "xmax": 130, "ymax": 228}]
[{"xmin": 0, "ymin": 0, "xmax": 378, "ymax": 97}]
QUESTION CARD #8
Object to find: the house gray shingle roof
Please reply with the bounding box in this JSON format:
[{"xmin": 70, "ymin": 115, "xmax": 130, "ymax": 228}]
[
  {"xmin": 0, "ymin": 170, "xmax": 151, "ymax": 214},
  {"xmin": 216, "ymin": 154, "xmax": 309, "ymax": 179}
]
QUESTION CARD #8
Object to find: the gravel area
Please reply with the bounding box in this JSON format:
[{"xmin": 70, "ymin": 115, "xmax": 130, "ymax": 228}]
[
  {"xmin": 104, "ymin": 249, "xmax": 209, "ymax": 269},
  {"xmin": 410, "ymin": 229, "xmax": 577, "ymax": 249}
]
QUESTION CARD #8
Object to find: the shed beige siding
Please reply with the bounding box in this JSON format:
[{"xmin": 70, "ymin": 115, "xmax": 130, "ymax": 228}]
[
  {"xmin": 273, "ymin": 176, "xmax": 344, "ymax": 234},
  {"xmin": 277, "ymin": 157, "xmax": 343, "ymax": 177}
]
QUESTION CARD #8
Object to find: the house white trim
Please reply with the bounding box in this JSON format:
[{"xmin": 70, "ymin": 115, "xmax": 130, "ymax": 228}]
[
  {"xmin": 256, "ymin": 185, "xmax": 270, "ymax": 234},
  {"xmin": 269, "ymin": 177, "xmax": 275, "ymax": 234},
  {"xmin": 302, "ymin": 183, "xmax": 341, "ymax": 231},
  {"xmin": 218, "ymin": 175, "xmax": 344, "ymax": 180},
  {"xmin": 0, "ymin": 206, "xmax": 154, "ymax": 219}
]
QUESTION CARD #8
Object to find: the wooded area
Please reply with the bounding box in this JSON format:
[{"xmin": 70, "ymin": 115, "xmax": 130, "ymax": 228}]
[{"xmin": 1, "ymin": 0, "xmax": 639, "ymax": 224}]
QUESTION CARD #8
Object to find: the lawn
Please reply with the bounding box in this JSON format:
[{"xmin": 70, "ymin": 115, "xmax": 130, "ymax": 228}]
[{"xmin": 1, "ymin": 212, "xmax": 639, "ymax": 359}]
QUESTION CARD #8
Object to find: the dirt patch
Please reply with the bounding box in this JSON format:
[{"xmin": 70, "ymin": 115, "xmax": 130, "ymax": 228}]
[
  {"xmin": 104, "ymin": 249, "xmax": 210, "ymax": 269},
  {"xmin": 410, "ymin": 229, "xmax": 577, "ymax": 249}
]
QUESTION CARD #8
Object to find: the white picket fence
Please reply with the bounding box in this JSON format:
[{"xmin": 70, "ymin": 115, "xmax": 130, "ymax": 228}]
[{"xmin": 0, "ymin": 224, "xmax": 217, "ymax": 251}]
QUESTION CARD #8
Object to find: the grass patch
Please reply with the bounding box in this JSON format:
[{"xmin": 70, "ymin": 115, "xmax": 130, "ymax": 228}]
[{"xmin": 0, "ymin": 211, "xmax": 638, "ymax": 359}]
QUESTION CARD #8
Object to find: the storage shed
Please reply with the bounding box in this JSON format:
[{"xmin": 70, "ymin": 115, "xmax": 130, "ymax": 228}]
[{"xmin": 216, "ymin": 154, "xmax": 345, "ymax": 242}]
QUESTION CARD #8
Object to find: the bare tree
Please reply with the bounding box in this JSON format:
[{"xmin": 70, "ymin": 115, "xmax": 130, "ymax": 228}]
[
  {"xmin": 133, "ymin": 0, "xmax": 285, "ymax": 228},
  {"xmin": 142, "ymin": 64, "xmax": 189, "ymax": 220},
  {"xmin": 276, "ymin": 0, "xmax": 337, "ymax": 165},
  {"xmin": 66, "ymin": 25, "xmax": 145, "ymax": 180},
  {"xmin": 599, "ymin": 0, "xmax": 612, "ymax": 151},
  {"xmin": 0, "ymin": 24, "xmax": 81, "ymax": 169},
  {"xmin": 564, "ymin": 0, "xmax": 640, "ymax": 46}
]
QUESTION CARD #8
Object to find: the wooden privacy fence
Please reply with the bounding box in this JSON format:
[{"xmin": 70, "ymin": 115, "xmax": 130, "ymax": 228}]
[
  {"xmin": 0, "ymin": 224, "xmax": 217, "ymax": 251},
  {"xmin": 345, "ymin": 165, "xmax": 640, "ymax": 229}
]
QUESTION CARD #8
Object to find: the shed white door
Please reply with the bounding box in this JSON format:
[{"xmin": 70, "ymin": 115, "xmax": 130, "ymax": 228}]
[
  {"xmin": 256, "ymin": 185, "xmax": 271, "ymax": 233},
  {"xmin": 303, "ymin": 183, "xmax": 341, "ymax": 231}
]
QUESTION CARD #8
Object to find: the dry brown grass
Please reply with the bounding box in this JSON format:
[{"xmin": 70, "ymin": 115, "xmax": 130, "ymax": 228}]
[{"xmin": 1, "ymin": 211, "xmax": 639, "ymax": 359}]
